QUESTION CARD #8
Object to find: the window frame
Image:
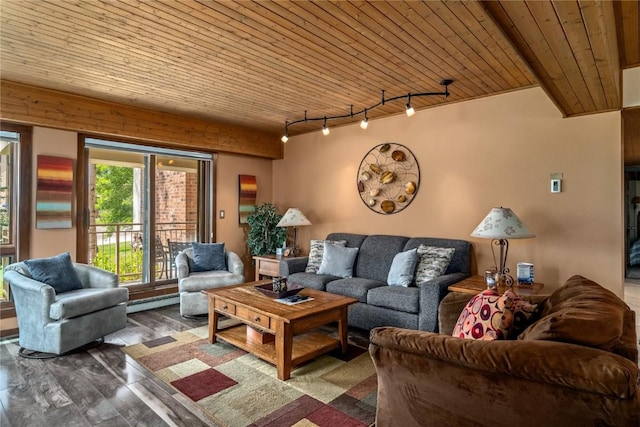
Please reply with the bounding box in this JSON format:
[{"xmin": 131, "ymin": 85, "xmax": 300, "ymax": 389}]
[
  {"xmin": 0, "ymin": 122, "xmax": 32, "ymax": 309},
  {"xmin": 76, "ymin": 134, "xmax": 214, "ymax": 297}
]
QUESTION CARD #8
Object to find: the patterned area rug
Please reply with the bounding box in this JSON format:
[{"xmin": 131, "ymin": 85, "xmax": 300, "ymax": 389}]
[{"xmin": 122, "ymin": 326, "xmax": 377, "ymax": 427}]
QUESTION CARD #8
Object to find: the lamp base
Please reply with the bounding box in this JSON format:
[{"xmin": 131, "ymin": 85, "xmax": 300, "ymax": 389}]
[
  {"xmin": 490, "ymin": 239, "xmax": 514, "ymax": 287},
  {"xmin": 500, "ymin": 273, "xmax": 514, "ymax": 287}
]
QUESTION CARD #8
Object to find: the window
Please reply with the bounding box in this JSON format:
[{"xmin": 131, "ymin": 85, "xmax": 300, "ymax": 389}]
[
  {"xmin": 0, "ymin": 123, "xmax": 32, "ymax": 302},
  {"xmin": 77, "ymin": 137, "xmax": 213, "ymax": 289}
]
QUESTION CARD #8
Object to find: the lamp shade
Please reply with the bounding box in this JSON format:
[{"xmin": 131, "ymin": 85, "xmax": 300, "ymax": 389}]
[
  {"xmin": 276, "ymin": 208, "xmax": 312, "ymax": 227},
  {"xmin": 471, "ymin": 207, "xmax": 534, "ymax": 239}
]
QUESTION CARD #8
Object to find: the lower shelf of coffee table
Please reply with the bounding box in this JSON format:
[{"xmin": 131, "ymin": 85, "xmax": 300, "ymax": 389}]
[{"xmin": 216, "ymin": 324, "xmax": 340, "ymax": 367}]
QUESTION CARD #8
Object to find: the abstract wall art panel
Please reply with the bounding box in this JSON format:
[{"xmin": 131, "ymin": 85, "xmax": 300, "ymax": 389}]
[
  {"xmin": 238, "ymin": 174, "xmax": 257, "ymax": 224},
  {"xmin": 36, "ymin": 155, "xmax": 73, "ymax": 229}
]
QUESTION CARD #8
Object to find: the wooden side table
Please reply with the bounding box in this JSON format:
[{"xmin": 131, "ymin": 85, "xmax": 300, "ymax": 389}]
[
  {"xmin": 253, "ymin": 255, "xmax": 282, "ymax": 280},
  {"xmin": 448, "ymin": 275, "xmax": 545, "ymax": 296}
]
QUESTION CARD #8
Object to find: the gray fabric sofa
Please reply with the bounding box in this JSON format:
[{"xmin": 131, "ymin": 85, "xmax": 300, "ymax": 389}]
[
  {"xmin": 280, "ymin": 233, "xmax": 471, "ymax": 332},
  {"xmin": 176, "ymin": 247, "xmax": 244, "ymax": 317},
  {"xmin": 4, "ymin": 261, "xmax": 128, "ymax": 355}
]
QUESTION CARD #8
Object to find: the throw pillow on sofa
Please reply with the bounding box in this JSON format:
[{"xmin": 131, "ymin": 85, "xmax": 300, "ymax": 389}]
[
  {"xmin": 317, "ymin": 242, "xmax": 359, "ymax": 278},
  {"xmin": 387, "ymin": 248, "xmax": 419, "ymax": 287},
  {"xmin": 305, "ymin": 239, "xmax": 347, "ymax": 273},
  {"xmin": 415, "ymin": 245, "xmax": 455, "ymax": 285}
]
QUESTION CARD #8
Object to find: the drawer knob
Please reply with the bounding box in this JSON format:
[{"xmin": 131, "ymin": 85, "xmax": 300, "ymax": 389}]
[
  {"xmin": 222, "ymin": 304, "xmax": 228, "ymax": 310},
  {"xmin": 254, "ymin": 316, "xmax": 260, "ymax": 322}
]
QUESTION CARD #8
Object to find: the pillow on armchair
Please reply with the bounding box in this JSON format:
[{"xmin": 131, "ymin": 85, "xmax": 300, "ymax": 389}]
[
  {"xmin": 191, "ymin": 242, "xmax": 226, "ymax": 272},
  {"xmin": 24, "ymin": 252, "xmax": 83, "ymax": 293},
  {"xmin": 519, "ymin": 275, "xmax": 626, "ymax": 350},
  {"xmin": 452, "ymin": 289, "xmax": 538, "ymax": 340}
]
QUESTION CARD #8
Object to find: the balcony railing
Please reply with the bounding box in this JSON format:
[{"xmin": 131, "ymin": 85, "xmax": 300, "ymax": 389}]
[{"xmin": 89, "ymin": 221, "xmax": 197, "ymax": 283}]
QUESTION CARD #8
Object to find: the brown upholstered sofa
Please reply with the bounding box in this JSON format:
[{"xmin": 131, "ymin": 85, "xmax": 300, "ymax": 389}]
[{"xmin": 369, "ymin": 275, "xmax": 640, "ymax": 427}]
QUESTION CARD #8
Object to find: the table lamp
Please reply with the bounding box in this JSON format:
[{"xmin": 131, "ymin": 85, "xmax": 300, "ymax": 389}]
[
  {"xmin": 276, "ymin": 208, "xmax": 311, "ymax": 256},
  {"xmin": 470, "ymin": 207, "xmax": 534, "ymax": 286}
]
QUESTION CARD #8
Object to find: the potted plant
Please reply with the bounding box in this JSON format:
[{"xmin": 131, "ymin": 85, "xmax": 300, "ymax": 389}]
[{"xmin": 246, "ymin": 203, "xmax": 287, "ymax": 256}]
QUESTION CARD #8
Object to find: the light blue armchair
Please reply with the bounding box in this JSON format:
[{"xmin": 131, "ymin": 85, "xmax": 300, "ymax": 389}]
[
  {"xmin": 4, "ymin": 256, "xmax": 128, "ymax": 358},
  {"xmin": 176, "ymin": 247, "xmax": 244, "ymax": 317}
]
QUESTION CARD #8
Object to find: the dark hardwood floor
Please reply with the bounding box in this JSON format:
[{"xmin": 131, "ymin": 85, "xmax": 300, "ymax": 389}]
[
  {"xmin": 0, "ymin": 304, "xmax": 372, "ymax": 427},
  {"xmin": 2, "ymin": 290, "xmax": 636, "ymax": 426},
  {"xmin": 0, "ymin": 305, "xmax": 217, "ymax": 427}
]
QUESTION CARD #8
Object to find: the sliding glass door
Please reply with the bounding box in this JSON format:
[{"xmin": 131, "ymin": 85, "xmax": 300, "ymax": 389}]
[{"xmin": 78, "ymin": 138, "xmax": 213, "ymax": 288}]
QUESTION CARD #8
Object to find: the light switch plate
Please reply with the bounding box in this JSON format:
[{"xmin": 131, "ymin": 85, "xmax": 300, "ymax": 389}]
[{"xmin": 551, "ymin": 179, "xmax": 561, "ymax": 193}]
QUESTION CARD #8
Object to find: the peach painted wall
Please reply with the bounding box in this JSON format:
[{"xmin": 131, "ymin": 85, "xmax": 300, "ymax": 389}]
[
  {"xmin": 215, "ymin": 153, "xmax": 273, "ymax": 280},
  {"xmin": 31, "ymin": 127, "xmax": 78, "ymax": 260},
  {"xmin": 273, "ymin": 87, "xmax": 623, "ymax": 295}
]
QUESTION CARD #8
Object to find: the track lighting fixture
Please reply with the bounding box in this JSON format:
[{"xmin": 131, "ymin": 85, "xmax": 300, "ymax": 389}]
[
  {"xmin": 280, "ymin": 79, "xmax": 452, "ymax": 141},
  {"xmin": 405, "ymin": 94, "xmax": 415, "ymax": 117},
  {"xmin": 360, "ymin": 108, "xmax": 369, "ymax": 129},
  {"xmin": 322, "ymin": 117, "xmax": 330, "ymax": 136}
]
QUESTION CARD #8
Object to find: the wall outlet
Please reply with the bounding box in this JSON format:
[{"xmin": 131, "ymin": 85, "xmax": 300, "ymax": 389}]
[
  {"xmin": 551, "ymin": 179, "xmax": 561, "ymax": 193},
  {"xmin": 219, "ymin": 210, "xmax": 225, "ymax": 219}
]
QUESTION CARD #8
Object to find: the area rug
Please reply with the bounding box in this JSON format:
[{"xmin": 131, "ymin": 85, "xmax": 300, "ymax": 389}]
[{"xmin": 122, "ymin": 325, "xmax": 377, "ymax": 427}]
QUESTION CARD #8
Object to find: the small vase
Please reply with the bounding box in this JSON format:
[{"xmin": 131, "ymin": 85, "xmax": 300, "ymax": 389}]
[{"xmin": 484, "ymin": 270, "xmax": 499, "ymax": 290}]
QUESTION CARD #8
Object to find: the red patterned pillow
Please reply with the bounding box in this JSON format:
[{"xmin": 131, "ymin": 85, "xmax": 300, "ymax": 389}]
[{"xmin": 452, "ymin": 289, "xmax": 514, "ymax": 340}]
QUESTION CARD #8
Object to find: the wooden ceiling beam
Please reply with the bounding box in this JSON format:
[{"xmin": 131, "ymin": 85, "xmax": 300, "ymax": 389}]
[
  {"xmin": 613, "ymin": 0, "xmax": 640, "ymax": 68},
  {"xmin": 482, "ymin": 0, "xmax": 621, "ymax": 117},
  {"xmin": 0, "ymin": 81, "xmax": 282, "ymax": 159}
]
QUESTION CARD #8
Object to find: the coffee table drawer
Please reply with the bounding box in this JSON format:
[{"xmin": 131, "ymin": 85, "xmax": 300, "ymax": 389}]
[
  {"xmin": 236, "ymin": 306, "xmax": 271, "ymax": 329},
  {"xmin": 215, "ymin": 299, "xmax": 236, "ymax": 316}
]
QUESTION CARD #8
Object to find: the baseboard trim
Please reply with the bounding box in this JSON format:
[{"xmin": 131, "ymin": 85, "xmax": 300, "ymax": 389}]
[{"xmin": 127, "ymin": 294, "xmax": 179, "ymax": 313}]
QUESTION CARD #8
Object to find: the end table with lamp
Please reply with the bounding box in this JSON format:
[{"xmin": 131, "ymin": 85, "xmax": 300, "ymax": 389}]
[
  {"xmin": 276, "ymin": 207, "xmax": 312, "ymax": 257},
  {"xmin": 470, "ymin": 206, "xmax": 535, "ymax": 286}
]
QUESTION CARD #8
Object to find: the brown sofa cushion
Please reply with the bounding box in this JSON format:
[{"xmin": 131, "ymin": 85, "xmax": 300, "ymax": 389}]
[
  {"xmin": 518, "ymin": 275, "xmax": 627, "ymax": 351},
  {"xmin": 615, "ymin": 309, "xmax": 639, "ymax": 362}
]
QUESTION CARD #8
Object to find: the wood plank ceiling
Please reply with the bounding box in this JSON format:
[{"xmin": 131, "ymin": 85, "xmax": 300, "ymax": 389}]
[{"xmin": 0, "ymin": 0, "xmax": 637, "ymax": 138}]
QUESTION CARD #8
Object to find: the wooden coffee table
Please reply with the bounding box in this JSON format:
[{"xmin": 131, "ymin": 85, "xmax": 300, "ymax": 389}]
[{"xmin": 202, "ymin": 281, "xmax": 357, "ymax": 380}]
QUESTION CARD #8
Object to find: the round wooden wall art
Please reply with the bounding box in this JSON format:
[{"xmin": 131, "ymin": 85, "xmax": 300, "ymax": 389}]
[{"xmin": 357, "ymin": 143, "xmax": 420, "ymax": 214}]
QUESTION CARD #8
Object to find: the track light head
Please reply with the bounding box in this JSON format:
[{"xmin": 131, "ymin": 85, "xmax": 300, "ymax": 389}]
[
  {"xmin": 281, "ymin": 122, "xmax": 289, "ymax": 143},
  {"xmin": 360, "ymin": 108, "xmax": 369, "ymax": 129},
  {"xmin": 405, "ymin": 106, "xmax": 415, "ymax": 117},
  {"xmin": 405, "ymin": 104, "xmax": 415, "ymax": 117},
  {"xmin": 322, "ymin": 117, "xmax": 330, "ymax": 135},
  {"xmin": 405, "ymin": 94, "xmax": 415, "ymax": 117}
]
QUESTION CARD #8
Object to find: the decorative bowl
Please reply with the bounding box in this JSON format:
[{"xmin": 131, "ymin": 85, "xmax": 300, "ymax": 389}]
[{"xmin": 255, "ymin": 282, "xmax": 305, "ymax": 299}]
